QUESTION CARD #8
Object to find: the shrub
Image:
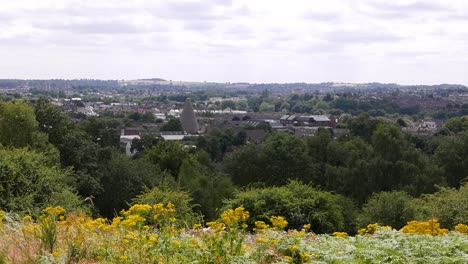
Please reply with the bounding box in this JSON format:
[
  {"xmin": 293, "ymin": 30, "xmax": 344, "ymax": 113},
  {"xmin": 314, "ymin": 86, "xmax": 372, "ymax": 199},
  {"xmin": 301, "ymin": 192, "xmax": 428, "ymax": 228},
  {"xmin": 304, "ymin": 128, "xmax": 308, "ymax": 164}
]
[
  {"xmin": 132, "ymin": 186, "xmax": 199, "ymax": 227},
  {"xmin": 412, "ymin": 183, "xmax": 468, "ymax": 229},
  {"xmin": 0, "ymin": 148, "xmax": 84, "ymax": 216},
  {"xmin": 358, "ymin": 191, "xmax": 416, "ymax": 229},
  {"xmin": 222, "ymin": 181, "xmax": 345, "ymax": 233}
]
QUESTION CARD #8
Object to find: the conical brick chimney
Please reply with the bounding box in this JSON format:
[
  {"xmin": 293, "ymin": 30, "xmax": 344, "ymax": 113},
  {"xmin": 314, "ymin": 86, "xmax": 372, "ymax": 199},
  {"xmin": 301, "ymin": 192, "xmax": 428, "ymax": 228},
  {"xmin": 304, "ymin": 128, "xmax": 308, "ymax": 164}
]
[{"xmin": 180, "ymin": 98, "xmax": 199, "ymax": 134}]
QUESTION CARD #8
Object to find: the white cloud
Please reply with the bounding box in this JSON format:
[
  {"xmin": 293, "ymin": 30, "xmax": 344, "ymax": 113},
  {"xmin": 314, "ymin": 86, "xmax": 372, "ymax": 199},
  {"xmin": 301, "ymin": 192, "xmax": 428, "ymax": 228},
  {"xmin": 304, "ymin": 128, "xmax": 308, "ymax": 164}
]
[{"xmin": 0, "ymin": 0, "xmax": 468, "ymax": 85}]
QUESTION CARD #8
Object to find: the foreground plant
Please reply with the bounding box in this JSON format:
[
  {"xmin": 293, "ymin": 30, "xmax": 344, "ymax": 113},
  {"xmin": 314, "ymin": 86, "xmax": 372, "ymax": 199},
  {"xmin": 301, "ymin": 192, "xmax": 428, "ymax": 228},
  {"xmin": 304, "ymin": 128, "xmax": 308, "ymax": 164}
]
[{"xmin": 0, "ymin": 204, "xmax": 467, "ymax": 263}]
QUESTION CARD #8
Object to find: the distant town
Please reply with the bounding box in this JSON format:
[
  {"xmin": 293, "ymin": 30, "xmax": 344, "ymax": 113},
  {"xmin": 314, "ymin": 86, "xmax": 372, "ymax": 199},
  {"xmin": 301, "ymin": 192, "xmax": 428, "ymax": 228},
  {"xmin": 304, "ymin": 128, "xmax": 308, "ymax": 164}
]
[{"xmin": 1, "ymin": 78, "xmax": 467, "ymax": 157}]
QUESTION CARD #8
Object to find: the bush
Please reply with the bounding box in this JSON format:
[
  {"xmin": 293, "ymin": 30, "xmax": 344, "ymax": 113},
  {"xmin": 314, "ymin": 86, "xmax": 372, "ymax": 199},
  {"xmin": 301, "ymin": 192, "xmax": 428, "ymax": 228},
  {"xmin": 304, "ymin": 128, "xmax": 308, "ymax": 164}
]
[
  {"xmin": 222, "ymin": 181, "xmax": 346, "ymax": 233},
  {"xmin": 412, "ymin": 183, "xmax": 468, "ymax": 229},
  {"xmin": 0, "ymin": 148, "xmax": 84, "ymax": 216},
  {"xmin": 358, "ymin": 191, "xmax": 416, "ymax": 229},
  {"xmin": 132, "ymin": 186, "xmax": 199, "ymax": 227}
]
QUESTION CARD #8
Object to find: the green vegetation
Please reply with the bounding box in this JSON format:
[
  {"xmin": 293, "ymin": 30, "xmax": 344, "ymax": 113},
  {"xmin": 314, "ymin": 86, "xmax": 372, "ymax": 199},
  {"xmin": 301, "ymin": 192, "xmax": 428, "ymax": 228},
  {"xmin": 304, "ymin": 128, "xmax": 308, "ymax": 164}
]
[{"xmin": 0, "ymin": 97, "xmax": 467, "ymax": 263}]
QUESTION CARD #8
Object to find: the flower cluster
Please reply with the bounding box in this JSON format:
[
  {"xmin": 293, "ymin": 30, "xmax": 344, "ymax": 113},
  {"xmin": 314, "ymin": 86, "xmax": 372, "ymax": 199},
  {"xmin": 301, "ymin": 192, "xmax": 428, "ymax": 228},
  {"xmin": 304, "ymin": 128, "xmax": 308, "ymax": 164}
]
[
  {"xmin": 220, "ymin": 206, "xmax": 249, "ymax": 228},
  {"xmin": 358, "ymin": 223, "xmax": 391, "ymax": 235},
  {"xmin": 332, "ymin": 232, "xmax": 348, "ymax": 237},
  {"xmin": 270, "ymin": 216, "xmax": 288, "ymax": 230},
  {"xmin": 401, "ymin": 219, "xmax": 449, "ymax": 235},
  {"xmin": 42, "ymin": 206, "xmax": 66, "ymax": 218},
  {"xmin": 455, "ymin": 223, "xmax": 468, "ymax": 234}
]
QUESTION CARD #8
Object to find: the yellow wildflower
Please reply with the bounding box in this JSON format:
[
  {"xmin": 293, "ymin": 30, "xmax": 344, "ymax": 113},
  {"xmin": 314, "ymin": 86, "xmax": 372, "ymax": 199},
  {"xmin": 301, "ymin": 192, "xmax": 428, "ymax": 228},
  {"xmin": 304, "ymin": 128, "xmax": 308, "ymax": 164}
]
[
  {"xmin": 192, "ymin": 223, "xmax": 202, "ymax": 229},
  {"xmin": 0, "ymin": 209, "xmax": 6, "ymax": 227},
  {"xmin": 454, "ymin": 223, "xmax": 468, "ymax": 234},
  {"xmin": 124, "ymin": 204, "xmax": 152, "ymax": 216},
  {"xmin": 120, "ymin": 214, "xmax": 146, "ymax": 229},
  {"xmin": 401, "ymin": 219, "xmax": 449, "ymax": 235},
  {"xmin": 207, "ymin": 221, "xmax": 225, "ymax": 231},
  {"xmin": 42, "ymin": 206, "xmax": 65, "ymax": 217},
  {"xmin": 22, "ymin": 215, "xmax": 33, "ymax": 224},
  {"xmin": 300, "ymin": 251, "xmax": 311, "ymax": 261},
  {"xmin": 255, "ymin": 237, "xmax": 266, "ymax": 243},
  {"xmin": 172, "ymin": 240, "xmax": 181, "ymax": 247},
  {"xmin": 332, "ymin": 231, "xmax": 348, "ymax": 237},
  {"xmin": 287, "ymin": 245, "xmax": 299, "ymax": 252},
  {"xmin": 220, "ymin": 206, "xmax": 249, "ymax": 227},
  {"xmin": 270, "ymin": 216, "xmax": 288, "ymax": 230},
  {"xmin": 254, "ymin": 221, "xmax": 270, "ymax": 233},
  {"xmin": 358, "ymin": 223, "xmax": 379, "ymax": 235}
]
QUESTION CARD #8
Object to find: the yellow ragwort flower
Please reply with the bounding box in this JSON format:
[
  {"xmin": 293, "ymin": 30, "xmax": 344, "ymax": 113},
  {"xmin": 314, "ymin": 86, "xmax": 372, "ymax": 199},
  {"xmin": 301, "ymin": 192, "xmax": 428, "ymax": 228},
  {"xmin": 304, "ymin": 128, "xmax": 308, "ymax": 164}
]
[
  {"xmin": 454, "ymin": 223, "xmax": 468, "ymax": 234},
  {"xmin": 270, "ymin": 216, "xmax": 288, "ymax": 230}
]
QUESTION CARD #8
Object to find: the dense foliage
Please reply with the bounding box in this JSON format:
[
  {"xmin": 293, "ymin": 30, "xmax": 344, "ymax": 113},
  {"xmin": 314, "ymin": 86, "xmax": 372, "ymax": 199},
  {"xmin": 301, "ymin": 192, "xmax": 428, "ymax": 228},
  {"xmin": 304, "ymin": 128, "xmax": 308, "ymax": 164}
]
[
  {"xmin": 0, "ymin": 98, "xmax": 467, "ymax": 242},
  {"xmin": 223, "ymin": 181, "xmax": 347, "ymax": 233}
]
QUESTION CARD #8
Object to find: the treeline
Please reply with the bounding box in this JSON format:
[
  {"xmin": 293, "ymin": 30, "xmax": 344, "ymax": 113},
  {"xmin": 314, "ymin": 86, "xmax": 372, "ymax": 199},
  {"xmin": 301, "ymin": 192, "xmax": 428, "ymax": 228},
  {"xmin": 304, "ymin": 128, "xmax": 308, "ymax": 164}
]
[
  {"xmin": 0, "ymin": 98, "xmax": 467, "ymax": 233},
  {"xmin": 243, "ymin": 92, "xmax": 468, "ymax": 118},
  {"xmin": 0, "ymin": 99, "xmax": 235, "ymax": 221}
]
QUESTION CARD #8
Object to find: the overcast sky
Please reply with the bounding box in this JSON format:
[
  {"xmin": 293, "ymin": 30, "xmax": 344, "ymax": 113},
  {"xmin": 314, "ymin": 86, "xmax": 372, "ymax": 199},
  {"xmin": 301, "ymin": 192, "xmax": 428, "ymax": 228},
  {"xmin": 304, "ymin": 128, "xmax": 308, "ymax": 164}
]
[{"xmin": 1, "ymin": 0, "xmax": 468, "ymax": 85}]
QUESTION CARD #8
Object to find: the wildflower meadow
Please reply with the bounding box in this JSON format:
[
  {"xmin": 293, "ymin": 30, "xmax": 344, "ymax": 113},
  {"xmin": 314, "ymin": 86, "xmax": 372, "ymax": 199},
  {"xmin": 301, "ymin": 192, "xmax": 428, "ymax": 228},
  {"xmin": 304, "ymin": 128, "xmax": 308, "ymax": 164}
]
[{"xmin": 1, "ymin": 204, "xmax": 467, "ymax": 263}]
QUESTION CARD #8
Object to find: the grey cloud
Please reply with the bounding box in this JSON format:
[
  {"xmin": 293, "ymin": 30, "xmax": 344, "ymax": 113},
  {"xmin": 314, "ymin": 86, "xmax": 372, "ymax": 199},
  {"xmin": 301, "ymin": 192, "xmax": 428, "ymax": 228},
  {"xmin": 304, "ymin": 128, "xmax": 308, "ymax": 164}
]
[
  {"xmin": 156, "ymin": 1, "xmax": 252, "ymax": 33},
  {"xmin": 183, "ymin": 20, "xmax": 216, "ymax": 31},
  {"xmin": 442, "ymin": 13, "xmax": 468, "ymax": 21},
  {"xmin": 209, "ymin": 0, "xmax": 234, "ymax": 6},
  {"xmin": 56, "ymin": 6, "xmax": 143, "ymax": 17},
  {"xmin": 0, "ymin": 36, "xmax": 39, "ymax": 47},
  {"xmin": 0, "ymin": 12, "xmax": 15, "ymax": 22},
  {"xmin": 65, "ymin": 22, "xmax": 144, "ymax": 34},
  {"xmin": 322, "ymin": 28, "xmax": 404, "ymax": 44},
  {"xmin": 221, "ymin": 25, "xmax": 254, "ymax": 38},
  {"xmin": 360, "ymin": 0, "xmax": 451, "ymax": 19},
  {"xmin": 369, "ymin": 1, "xmax": 448, "ymax": 12},
  {"xmin": 303, "ymin": 12, "xmax": 340, "ymax": 22},
  {"xmin": 205, "ymin": 41, "xmax": 252, "ymax": 55},
  {"xmin": 159, "ymin": 1, "xmax": 225, "ymax": 20},
  {"xmin": 298, "ymin": 42, "xmax": 344, "ymax": 54},
  {"xmin": 34, "ymin": 20, "xmax": 164, "ymax": 34},
  {"xmin": 386, "ymin": 50, "xmax": 440, "ymax": 58},
  {"xmin": 232, "ymin": 5, "xmax": 253, "ymax": 17}
]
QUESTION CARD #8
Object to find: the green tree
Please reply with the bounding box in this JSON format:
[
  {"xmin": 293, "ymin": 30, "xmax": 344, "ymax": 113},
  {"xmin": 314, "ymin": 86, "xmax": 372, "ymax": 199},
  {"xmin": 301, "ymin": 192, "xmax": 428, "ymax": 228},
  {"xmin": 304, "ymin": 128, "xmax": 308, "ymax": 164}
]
[
  {"xmin": 434, "ymin": 132, "xmax": 468, "ymax": 187},
  {"xmin": 160, "ymin": 119, "xmax": 183, "ymax": 132},
  {"xmin": 444, "ymin": 116, "xmax": 468, "ymax": 134},
  {"xmin": 140, "ymin": 112, "xmax": 155, "ymax": 123},
  {"xmin": 306, "ymin": 127, "xmax": 332, "ymax": 184},
  {"xmin": 145, "ymin": 141, "xmax": 190, "ymax": 177},
  {"xmin": 259, "ymin": 102, "xmax": 274, "ymax": 112},
  {"xmin": 372, "ymin": 124, "xmax": 406, "ymax": 162},
  {"xmin": 348, "ymin": 113, "xmax": 384, "ymax": 142},
  {"xmin": 81, "ymin": 117, "xmax": 120, "ymax": 148},
  {"xmin": 222, "ymin": 144, "xmax": 263, "ymax": 186},
  {"xmin": 258, "ymin": 133, "xmax": 311, "ymax": 185},
  {"xmin": 34, "ymin": 99, "xmax": 102, "ymax": 198},
  {"xmin": 358, "ymin": 191, "xmax": 416, "ymax": 229},
  {"xmin": 223, "ymin": 133, "xmax": 312, "ymax": 186},
  {"xmin": 94, "ymin": 149, "xmax": 162, "ymax": 217},
  {"xmin": 324, "ymin": 138, "xmax": 375, "ymax": 203},
  {"xmin": 178, "ymin": 158, "xmax": 235, "ymax": 220},
  {"xmin": 0, "ymin": 147, "xmax": 84, "ymax": 215},
  {"xmin": 0, "ymin": 101, "xmax": 40, "ymax": 148},
  {"xmin": 413, "ymin": 183, "xmax": 468, "ymax": 229}
]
